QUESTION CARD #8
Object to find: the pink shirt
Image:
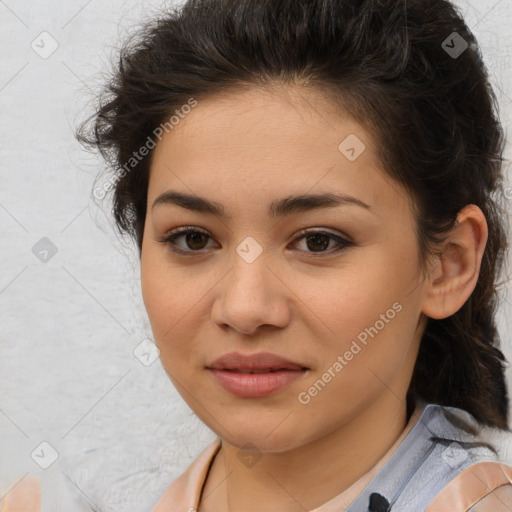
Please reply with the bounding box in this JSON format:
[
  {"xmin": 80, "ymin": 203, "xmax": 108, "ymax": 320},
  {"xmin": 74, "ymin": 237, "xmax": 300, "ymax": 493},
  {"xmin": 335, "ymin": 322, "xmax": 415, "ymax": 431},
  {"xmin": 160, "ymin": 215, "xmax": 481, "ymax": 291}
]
[{"xmin": 152, "ymin": 400, "xmax": 512, "ymax": 511}]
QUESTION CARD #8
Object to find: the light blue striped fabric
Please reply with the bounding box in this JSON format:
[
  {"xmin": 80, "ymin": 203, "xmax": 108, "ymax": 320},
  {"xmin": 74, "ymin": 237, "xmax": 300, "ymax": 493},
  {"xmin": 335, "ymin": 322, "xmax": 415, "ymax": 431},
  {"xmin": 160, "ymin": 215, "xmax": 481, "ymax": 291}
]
[{"xmin": 346, "ymin": 403, "xmax": 505, "ymax": 511}]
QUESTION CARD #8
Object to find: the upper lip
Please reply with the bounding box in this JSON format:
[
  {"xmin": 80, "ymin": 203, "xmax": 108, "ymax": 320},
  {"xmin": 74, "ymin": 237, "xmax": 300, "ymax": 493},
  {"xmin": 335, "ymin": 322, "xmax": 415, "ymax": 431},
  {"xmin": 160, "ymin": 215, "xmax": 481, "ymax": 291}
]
[{"xmin": 207, "ymin": 351, "xmax": 308, "ymax": 371}]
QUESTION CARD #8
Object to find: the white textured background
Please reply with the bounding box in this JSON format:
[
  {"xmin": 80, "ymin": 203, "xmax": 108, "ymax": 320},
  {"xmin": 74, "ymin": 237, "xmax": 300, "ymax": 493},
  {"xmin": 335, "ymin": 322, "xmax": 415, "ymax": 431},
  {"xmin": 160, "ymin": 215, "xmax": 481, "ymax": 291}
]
[{"xmin": 0, "ymin": 1, "xmax": 511, "ymax": 510}]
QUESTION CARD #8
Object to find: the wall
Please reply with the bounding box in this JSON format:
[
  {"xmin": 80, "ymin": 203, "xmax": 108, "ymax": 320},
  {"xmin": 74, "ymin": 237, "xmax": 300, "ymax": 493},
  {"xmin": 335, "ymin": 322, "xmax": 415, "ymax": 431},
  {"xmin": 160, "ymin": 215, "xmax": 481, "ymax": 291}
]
[{"xmin": 1, "ymin": 0, "xmax": 511, "ymax": 510}]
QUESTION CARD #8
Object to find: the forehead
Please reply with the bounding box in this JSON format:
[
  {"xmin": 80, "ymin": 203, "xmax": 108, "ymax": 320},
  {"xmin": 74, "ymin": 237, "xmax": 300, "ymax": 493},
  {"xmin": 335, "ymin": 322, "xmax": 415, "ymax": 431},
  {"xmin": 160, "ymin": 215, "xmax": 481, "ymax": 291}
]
[
  {"xmin": 154, "ymin": 85, "xmax": 367, "ymax": 156},
  {"xmin": 147, "ymin": 85, "xmax": 414, "ymax": 220}
]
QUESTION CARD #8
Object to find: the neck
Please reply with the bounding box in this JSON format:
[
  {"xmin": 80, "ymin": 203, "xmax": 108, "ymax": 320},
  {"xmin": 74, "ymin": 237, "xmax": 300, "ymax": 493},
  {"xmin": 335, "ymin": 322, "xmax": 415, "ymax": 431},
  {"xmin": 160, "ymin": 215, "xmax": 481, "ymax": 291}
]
[{"xmin": 200, "ymin": 394, "xmax": 414, "ymax": 512}]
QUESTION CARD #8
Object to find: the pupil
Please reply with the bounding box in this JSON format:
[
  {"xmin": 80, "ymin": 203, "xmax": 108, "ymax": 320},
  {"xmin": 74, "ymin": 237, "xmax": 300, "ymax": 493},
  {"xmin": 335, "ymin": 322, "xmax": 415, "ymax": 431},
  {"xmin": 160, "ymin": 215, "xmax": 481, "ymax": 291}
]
[
  {"xmin": 187, "ymin": 233, "xmax": 207, "ymax": 250},
  {"xmin": 307, "ymin": 234, "xmax": 329, "ymax": 252}
]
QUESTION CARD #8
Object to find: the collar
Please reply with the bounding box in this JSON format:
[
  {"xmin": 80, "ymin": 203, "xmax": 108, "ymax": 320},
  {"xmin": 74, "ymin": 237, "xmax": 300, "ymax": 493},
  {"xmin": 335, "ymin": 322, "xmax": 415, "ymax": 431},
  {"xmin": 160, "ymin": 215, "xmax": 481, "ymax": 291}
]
[{"xmin": 152, "ymin": 399, "xmax": 428, "ymax": 511}]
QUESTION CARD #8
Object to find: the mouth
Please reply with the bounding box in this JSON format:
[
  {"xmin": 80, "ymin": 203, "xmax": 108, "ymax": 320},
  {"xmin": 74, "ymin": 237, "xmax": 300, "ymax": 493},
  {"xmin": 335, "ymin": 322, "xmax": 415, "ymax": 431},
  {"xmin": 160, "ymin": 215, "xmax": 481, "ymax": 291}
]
[
  {"xmin": 217, "ymin": 368, "xmax": 306, "ymax": 373},
  {"xmin": 206, "ymin": 352, "xmax": 309, "ymax": 398},
  {"xmin": 207, "ymin": 368, "xmax": 308, "ymax": 398},
  {"xmin": 207, "ymin": 351, "xmax": 308, "ymax": 372}
]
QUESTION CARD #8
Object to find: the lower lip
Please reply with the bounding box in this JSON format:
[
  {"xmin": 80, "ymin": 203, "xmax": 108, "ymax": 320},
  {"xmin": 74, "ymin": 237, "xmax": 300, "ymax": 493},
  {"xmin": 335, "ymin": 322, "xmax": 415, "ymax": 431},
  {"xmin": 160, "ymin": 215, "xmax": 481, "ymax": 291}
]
[{"xmin": 208, "ymin": 368, "xmax": 306, "ymax": 398}]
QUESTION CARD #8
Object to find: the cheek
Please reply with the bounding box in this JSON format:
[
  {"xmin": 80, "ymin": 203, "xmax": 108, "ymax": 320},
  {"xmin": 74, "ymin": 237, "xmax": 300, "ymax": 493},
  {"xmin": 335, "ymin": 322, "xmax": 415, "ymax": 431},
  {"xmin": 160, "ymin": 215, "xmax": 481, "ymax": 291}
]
[
  {"xmin": 140, "ymin": 248, "xmax": 212, "ymax": 371},
  {"xmin": 140, "ymin": 250, "xmax": 166, "ymax": 327},
  {"xmin": 141, "ymin": 243, "xmax": 189, "ymax": 322},
  {"xmin": 290, "ymin": 247, "xmax": 421, "ymax": 383},
  {"xmin": 140, "ymin": 248, "xmax": 186, "ymax": 342},
  {"xmin": 291, "ymin": 261, "xmax": 407, "ymax": 344}
]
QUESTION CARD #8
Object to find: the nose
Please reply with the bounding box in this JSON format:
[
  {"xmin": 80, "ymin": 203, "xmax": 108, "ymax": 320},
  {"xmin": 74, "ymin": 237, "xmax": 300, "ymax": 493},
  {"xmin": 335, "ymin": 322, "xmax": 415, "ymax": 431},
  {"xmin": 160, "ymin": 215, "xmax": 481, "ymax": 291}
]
[{"xmin": 211, "ymin": 251, "xmax": 291, "ymax": 336}]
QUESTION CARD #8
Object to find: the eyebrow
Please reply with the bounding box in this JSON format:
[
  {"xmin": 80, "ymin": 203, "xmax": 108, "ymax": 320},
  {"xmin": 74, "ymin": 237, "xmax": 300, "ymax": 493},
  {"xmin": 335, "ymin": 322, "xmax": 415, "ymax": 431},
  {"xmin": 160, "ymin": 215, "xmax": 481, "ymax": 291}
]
[{"xmin": 151, "ymin": 190, "xmax": 373, "ymax": 218}]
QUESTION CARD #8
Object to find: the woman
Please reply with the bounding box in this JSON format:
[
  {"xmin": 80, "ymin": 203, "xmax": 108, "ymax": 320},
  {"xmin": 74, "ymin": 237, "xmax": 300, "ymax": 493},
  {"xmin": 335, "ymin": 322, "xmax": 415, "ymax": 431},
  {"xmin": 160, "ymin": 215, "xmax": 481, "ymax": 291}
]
[{"xmin": 4, "ymin": 0, "xmax": 512, "ymax": 510}]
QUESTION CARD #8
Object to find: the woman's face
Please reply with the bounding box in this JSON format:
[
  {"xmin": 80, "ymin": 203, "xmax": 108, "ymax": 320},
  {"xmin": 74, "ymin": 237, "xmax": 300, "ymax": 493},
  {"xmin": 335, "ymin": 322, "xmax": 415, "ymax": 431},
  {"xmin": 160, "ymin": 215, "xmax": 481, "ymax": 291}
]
[{"xmin": 141, "ymin": 85, "xmax": 431, "ymax": 452}]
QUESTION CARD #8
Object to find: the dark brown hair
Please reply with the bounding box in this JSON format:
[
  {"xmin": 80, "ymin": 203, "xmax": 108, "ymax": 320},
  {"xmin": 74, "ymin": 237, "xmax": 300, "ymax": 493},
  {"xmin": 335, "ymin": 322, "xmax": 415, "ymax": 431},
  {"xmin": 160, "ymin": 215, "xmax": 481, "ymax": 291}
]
[{"xmin": 77, "ymin": 0, "xmax": 511, "ymax": 429}]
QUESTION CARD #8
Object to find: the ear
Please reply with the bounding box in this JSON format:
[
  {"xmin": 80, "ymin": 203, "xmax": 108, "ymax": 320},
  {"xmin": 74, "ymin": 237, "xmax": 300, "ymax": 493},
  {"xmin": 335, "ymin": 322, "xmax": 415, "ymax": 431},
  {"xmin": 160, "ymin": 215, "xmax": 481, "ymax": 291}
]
[{"xmin": 421, "ymin": 204, "xmax": 488, "ymax": 320}]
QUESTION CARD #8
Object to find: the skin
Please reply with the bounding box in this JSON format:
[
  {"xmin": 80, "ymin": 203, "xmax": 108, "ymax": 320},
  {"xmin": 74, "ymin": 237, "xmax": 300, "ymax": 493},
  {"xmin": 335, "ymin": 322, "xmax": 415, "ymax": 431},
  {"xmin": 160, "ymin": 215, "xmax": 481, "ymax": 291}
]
[
  {"xmin": 2, "ymin": 85, "xmax": 490, "ymax": 511},
  {"xmin": 2, "ymin": 475, "xmax": 41, "ymax": 511},
  {"xmin": 139, "ymin": 84, "xmax": 488, "ymax": 512}
]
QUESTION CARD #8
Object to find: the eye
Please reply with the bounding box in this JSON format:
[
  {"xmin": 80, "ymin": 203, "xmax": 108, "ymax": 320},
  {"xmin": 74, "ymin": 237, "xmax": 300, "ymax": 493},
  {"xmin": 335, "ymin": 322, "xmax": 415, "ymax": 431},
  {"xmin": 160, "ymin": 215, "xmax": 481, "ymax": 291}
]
[
  {"xmin": 156, "ymin": 226, "xmax": 217, "ymax": 254},
  {"xmin": 156, "ymin": 226, "xmax": 353, "ymax": 256},
  {"xmin": 290, "ymin": 228, "xmax": 353, "ymax": 257}
]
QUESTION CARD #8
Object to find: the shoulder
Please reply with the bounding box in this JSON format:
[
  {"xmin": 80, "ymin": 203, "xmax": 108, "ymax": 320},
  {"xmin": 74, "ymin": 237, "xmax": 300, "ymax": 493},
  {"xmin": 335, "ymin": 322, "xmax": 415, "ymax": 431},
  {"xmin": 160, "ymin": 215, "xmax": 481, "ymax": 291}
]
[
  {"xmin": 467, "ymin": 484, "xmax": 512, "ymax": 511},
  {"xmin": 152, "ymin": 437, "xmax": 222, "ymax": 512},
  {"xmin": 425, "ymin": 462, "xmax": 512, "ymax": 511}
]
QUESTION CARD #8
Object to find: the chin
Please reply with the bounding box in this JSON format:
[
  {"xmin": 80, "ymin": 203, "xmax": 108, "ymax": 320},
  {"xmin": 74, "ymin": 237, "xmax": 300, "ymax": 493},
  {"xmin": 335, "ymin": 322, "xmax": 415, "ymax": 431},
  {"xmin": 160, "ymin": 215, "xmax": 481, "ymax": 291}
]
[{"xmin": 215, "ymin": 415, "xmax": 311, "ymax": 453}]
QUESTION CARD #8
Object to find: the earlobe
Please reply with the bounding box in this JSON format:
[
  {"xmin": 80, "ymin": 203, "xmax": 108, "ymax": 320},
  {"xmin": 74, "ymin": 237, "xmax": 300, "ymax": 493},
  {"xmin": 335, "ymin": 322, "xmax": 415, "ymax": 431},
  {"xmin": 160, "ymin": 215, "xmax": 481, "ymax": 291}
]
[{"xmin": 421, "ymin": 204, "xmax": 488, "ymax": 320}]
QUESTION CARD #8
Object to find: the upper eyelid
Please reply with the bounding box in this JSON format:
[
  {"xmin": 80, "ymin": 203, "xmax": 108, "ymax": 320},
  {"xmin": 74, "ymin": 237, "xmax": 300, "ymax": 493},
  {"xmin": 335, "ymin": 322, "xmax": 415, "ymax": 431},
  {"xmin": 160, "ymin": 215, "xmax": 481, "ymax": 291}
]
[{"xmin": 160, "ymin": 225, "xmax": 349, "ymax": 240}]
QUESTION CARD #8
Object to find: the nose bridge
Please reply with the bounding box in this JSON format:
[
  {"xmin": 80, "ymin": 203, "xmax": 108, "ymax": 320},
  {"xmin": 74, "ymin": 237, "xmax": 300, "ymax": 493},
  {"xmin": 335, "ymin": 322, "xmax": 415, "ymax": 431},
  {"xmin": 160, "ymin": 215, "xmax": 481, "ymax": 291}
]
[
  {"xmin": 235, "ymin": 234, "xmax": 266, "ymax": 267},
  {"xmin": 229, "ymin": 235, "xmax": 271, "ymax": 296},
  {"xmin": 212, "ymin": 236, "xmax": 290, "ymax": 333}
]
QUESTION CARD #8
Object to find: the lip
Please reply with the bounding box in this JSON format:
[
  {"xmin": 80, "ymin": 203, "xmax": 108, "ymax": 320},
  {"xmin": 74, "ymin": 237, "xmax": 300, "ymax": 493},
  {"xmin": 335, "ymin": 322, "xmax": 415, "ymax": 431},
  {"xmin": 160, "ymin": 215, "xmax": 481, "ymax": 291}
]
[
  {"xmin": 206, "ymin": 351, "xmax": 309, "ymax": 398},
  {"xmin": 208, "ymin": 351, "xmax": 307, "ymax": 371}
]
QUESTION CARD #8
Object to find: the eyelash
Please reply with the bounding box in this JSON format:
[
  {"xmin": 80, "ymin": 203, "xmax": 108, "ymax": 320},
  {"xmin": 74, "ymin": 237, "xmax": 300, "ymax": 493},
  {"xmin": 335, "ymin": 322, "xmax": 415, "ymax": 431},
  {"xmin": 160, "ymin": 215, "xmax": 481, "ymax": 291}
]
[{"xmin": 156, "ymin": 225, "xmax": 353, "ymax": 257}]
